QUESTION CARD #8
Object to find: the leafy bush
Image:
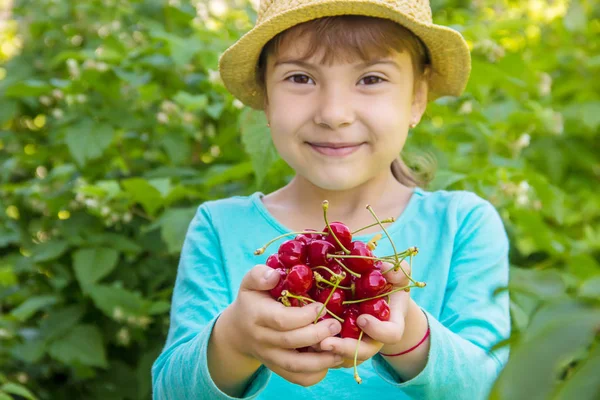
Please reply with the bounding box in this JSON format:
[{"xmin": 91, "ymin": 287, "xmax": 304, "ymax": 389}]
[{"xmin": 0, "ymin": 0, "xmax": 598, "ymax": 399}]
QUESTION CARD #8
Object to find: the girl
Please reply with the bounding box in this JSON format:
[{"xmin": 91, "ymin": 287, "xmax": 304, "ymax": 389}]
[{"xmin": 152, "ymin": 1, "xmax": 510, "ymax": 399}]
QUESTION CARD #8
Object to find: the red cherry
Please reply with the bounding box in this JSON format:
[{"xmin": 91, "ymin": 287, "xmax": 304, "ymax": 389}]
[
  {"xmin": 285, "ymin": 264, "xmax": 313, "ymax": 295},
  {"xmin": 341, "ymin": 307, "xmax": 361, "ymax": 339},
  {"xmin": 374, "ymin": 260, "xmax": 383, "ymax": 270},
  {"xmin": 354, "ymin": 269, "xmax": 388, "ymax": 299},
  {"xmin": 307, "ymin": 240, "xmax": 336, "ymax": 267},
  {"xmin": 269, "ymin": 268, "xmax": 288, "ymax": 299},
  {"xmin": 266, "ymin": 253, "xmax": 283, "ymax": 269},
  {"xmin": 314, "ymin": 287, "xmax": 346, "ymax": 316},
  {"xmin": 358, "ymin": 298, "xmax": 391, "ymax": 321},
  {"xmin": 295, "ymin": 229, "xmax": 322, "ymax": 245},
  {"xmin": 278, "ymin": 239, "xmax": 307, "ymax": 268},
  {"xmin": 345, "ymin": 241, "xmax": 375, "ymax": 274},
  {"xmin": 323, "ymin": 222, "xmax": 352, "ymax": 251}
]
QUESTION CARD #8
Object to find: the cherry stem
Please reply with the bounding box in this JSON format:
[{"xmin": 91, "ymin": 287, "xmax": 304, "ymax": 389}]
[
  {"xmin": 312, "ymin": 265, "xmax": 339, "ymax": 277},
  {"xmin": 322, "ymin": 200, "xmax": 351, "ymax": 255},
  {"xmin": 342, "ymin": 284, "xmax": 425, "ymax": 305},
  {"xmin": 354, "ymin": 330, "xmax": 364, "ymax": 384},
  {"xmin": 282, "ymin": 291, "xmax": 345, "ymax": 323},
  {"xmin": 314, "ymin": 272, "xmax": 341, "ymax": 323},
  {"xmin": 366, "ymin": 205, "xmax": 399, "ymax": 265},
  {"xmin": 381, "ymin": 255, "xmax": 407, "ymax": 274},
  {"xmin": 327, "ymin": 253, "xmax": 391, "ymax": 264},
  {"xmin": 332, "ymin": 257, "xmax": 361, "ymax": 278},
  {"xmin": 253, "ymin": 230, "xmax": 327, "ymax": 255},
  {"xmin": 351, "ymin": 218, "xmax": 395, "ymax": 235},
  {"xmin": 314, "ymin": 271, "xmax": 352, "ymax": 290},
  {"xmin": 380, "ymin": 246, "xmax": 419, "ymax": 261}
]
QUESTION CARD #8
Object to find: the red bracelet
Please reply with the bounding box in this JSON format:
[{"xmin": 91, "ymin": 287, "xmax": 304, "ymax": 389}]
[{"xmin": 379, "ymin": 326, "xmax": 430, "ymax": 357}]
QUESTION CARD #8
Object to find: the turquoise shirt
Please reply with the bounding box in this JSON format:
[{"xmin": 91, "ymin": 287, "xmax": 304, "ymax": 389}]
[{"xmin": 152, "ymin": 188, "xmax": 510, "ymax": 399}]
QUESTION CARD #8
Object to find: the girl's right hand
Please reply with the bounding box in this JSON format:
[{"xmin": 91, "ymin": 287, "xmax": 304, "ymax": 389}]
[{"xmin": 222, "ymin": 264, "xmax": 344, "ymax": 387}]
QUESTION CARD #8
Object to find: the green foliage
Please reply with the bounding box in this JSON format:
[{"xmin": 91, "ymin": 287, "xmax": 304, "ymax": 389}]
[{"xmin": 0, "ymin": 0, "xmax": 598, "ymax": 399}]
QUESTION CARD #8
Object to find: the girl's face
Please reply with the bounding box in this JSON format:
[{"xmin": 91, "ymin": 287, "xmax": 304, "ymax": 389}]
[{"xmin": 263, "ymin": 35, "xmax": 427, "ymax": 191}]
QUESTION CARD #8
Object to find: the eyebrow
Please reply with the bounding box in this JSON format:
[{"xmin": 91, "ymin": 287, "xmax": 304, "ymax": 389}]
[{"xmin": 273, "ymin": 59, "xmax": 402, "ymax": 72}]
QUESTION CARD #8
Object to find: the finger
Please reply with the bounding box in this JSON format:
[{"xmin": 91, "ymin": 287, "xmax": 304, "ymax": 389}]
[
  {"xmin": 333, "ymin": 359, "xmax": 364, "ymax": 369},
  {"xmin": 263, "ymin": 348, "xmax": 344, "ymax": 374},
  {"xmin": 319, "ymin": 335, "xmax": 382, "ymax": 361},
  {"xmin": 240, "ymin": 264, "xmax": 281, "ymax": 292},
  {"xmin": 355, "ymin": 314, "xmax": 405, "ymax": 344},
  {"xmin": 260, "ymin": 301, "xmax": 326, "ymax": 331},
  {"xmin": 262, "ymin": 319, "xmax": 342, "ymax": 349},
  {"xmin": 382, "ymin": 260, "xmax": 411, "ymax": 286},
  {"xmin": 267, "ymin": 364, "xmax": 328, "ymax": 387}
]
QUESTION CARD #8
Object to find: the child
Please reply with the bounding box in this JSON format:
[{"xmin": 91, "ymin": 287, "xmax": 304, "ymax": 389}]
[{"xmin": 152, "ymin": 1, "xmax": 510, "ymax": 399}]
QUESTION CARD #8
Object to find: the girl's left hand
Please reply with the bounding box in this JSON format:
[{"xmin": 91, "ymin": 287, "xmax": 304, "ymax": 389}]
[{"xmin": 318, "ymin": 260, "xmax": 412, "ymax": 368}]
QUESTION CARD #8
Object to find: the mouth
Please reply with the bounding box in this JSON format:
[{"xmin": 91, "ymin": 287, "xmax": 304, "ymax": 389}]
[{"xmin": 307, "ymin": 142, "xmax": 365, "ymax": 157}]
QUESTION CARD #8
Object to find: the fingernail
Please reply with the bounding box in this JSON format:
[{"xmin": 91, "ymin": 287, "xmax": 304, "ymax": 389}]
[
  {"xmin": 335, "ymin": 355, "xmax": 344, "ymax": 363},
  {"xmin": 263, "ymin": 269, "xmax": 274, "ymax": 280},
  {"xmin": 357, "ymin": 317, "xmax": 367, "ymax": 327},
  {"xmin": 322, "ymin": 344, "xmax": 333, "ymax": 351},
  {"xmin": 329, "ymin": 322, "xmax": 341, "ymax": 335}
]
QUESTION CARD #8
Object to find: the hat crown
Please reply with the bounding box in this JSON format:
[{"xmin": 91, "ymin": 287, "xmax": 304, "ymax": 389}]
[{"xmin": 258, "ymin": 0, "xmax": 433, "ymax": 24}]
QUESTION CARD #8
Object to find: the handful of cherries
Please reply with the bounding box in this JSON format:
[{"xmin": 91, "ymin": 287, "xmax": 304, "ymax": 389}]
[{"xmin": 254, "ymin": 201, "xmax": 425, "ymax": 383}]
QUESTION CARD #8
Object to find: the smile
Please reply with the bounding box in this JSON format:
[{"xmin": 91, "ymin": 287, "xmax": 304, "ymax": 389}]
[{"xmin": 307, "ymin": 142, "xmax": 365, "ymax": 157}]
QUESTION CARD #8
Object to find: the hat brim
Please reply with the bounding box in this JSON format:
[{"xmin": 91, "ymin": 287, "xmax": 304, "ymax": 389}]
[{"xmin": 219, "ymin": 0, "xmax": 471, "ymax": 110}]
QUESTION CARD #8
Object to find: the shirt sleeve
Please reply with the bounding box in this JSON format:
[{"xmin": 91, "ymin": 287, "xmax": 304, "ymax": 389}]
[
  {"xmin": 372, "ymin": 192, "xmax": 511, "ymax": 399},
  {"xmin": 151, "ymin": 203, "xmax": 271, "ymax": 399}
]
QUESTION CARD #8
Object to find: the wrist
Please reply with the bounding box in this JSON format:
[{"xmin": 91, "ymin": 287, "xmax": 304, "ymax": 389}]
[
  {"xmin": 380, "ymin": 299, "xmax": 428, "ymax": 355},
  {"xmin": 215, "ymin": 305, "xmax": 260, "ymax": 365}
]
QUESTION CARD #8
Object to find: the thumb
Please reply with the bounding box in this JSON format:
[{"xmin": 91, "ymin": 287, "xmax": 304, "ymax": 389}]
[{"xmin": 240, "ymin": 264, "xmax": 282, "ymax": 292}]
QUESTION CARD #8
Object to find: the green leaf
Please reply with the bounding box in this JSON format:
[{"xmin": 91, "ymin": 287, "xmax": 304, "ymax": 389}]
[
  {"xmin": 490, "ymin": 305, "xmax": 600, "ymax": 400},
  {"xmin": 73, "ymin": 247, "xmax": 119, "ymax": 292},
  {"xmin": 508, "ymin": 267, "xmax": 567, "ymax": 300},
  {"xmin": 48, "ymin": 325, "xmax": 108, "ymax": 368},
  {"xmin": 0, "ymin": 101, "xmax": 18, "ymax": 125},
  {"xmin": 148, "ymin": 300, "xmax": 171, "ymax": 315},
  {"xmin": 0, "ymin": 382, "xmax": 37, "ymax": 400},
  {"xmin": 121, "ymin": 178, "xmax": 163, "ymax": 216},
  {"xmin": 88, "ymin": 284, "xmax": 145, "ymax": 318},
  {"xmin": 173, "ymin": 91, "xmax": 208, "ymax": 111},
  {"xmin": 158, "ymin": 207, "xmax": 198, "ymax": 254},
  {"xmin": 239, "ymin": 108, "xmax": 278, "ymax": 187},
  {"xmin": 11, "ymin": 295, "xmax": 58, "ymax": 321},
  {"xmin": 85, "ymin": 233, "xmax": 142, "ymax": 254},
  {"xmin": 0, "ymin": 265, "xmax": 17, "ymax": 287},
  {"xmin": 40, "ymin": 305, "xmax": 86, "ymax": 341},
  {"xmin": 579, "ymin": 276, "xmax": 600, "ymax": 299},
  {"xmin": 10, "ymin": 339, "xmax": 46, "ymax": 364},
  {"xmin": 4, "ymin": 80, "xmax": 51, "ymax": 97},
  {"xmin": 427, "ymin": 170, "xmax": 467, "ymax": 191},
  {"xmin": 30, "ymin": 240, "xmax": 69, "ymax": 262},
  {"xmin": 0, "ymin": 393, "xmax": 12, "ymax": 400},
  {"xmin": 553, "ymin": 343, "xmax": 600, "ymax": 399},
  {"xmin": 564, "ymin": 0, "xmax": 587, "ymax": 32},
  {"xmin": 65, "ymin": 120, "xmax": 115, "ymax": 167}
]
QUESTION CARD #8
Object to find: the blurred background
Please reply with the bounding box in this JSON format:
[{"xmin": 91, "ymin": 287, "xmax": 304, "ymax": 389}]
[{"xmin": 0, "ymin": 0, "xmax": 598, "ymax": 399}]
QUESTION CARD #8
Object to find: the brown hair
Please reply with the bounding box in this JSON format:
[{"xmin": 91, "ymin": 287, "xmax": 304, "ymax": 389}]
[{"xmin": 256, "ymin": 15, "xmax": 436, "ymax": 187}]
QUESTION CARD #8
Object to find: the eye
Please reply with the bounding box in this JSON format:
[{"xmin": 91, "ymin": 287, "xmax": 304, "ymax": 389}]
[
  {"xmin": 360, "ymin": 75, "xmax": 386, "ymax": 85},
  {"xmin": 286, "ymin": 74, "xmax": 314, "ymax": 84}
]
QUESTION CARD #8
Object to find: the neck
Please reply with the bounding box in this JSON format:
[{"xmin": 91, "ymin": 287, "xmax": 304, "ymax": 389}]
[{"xmin": 282, "ymin": 170, "xmax": 411, "ymax": 222}]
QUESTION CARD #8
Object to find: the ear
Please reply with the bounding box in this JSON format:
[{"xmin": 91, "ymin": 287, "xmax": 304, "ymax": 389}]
[{"xmin": 410, "ymin": 66, "xmax": 430, "ymax": 126}]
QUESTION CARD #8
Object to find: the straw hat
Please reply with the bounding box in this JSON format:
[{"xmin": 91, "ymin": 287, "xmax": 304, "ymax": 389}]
[{"xmin": 218, "ymin": 0, "xmax": 471, "ymax": 110}]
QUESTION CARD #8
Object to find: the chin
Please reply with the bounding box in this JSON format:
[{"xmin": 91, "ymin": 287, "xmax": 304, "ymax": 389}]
[{"xmin": 303, "ymin": 169, "xmax": 367, "ymax": 191}]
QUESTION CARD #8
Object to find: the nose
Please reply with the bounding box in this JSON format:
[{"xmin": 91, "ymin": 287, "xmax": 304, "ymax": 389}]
[{"xmin": 313, "ymin": 86, "xmax": 355, "ymax": 129}]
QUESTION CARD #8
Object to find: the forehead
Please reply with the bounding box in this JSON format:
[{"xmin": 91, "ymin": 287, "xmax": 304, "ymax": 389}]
[{"xmin": 271, "ymin": 34, "xmax": 408, "ymax": 67}]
